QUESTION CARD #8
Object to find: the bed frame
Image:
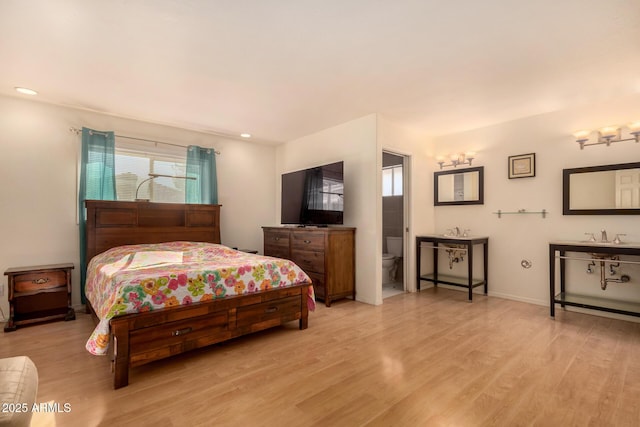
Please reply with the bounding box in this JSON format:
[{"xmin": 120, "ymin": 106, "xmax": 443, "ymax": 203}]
[{"xmin": 84, "ymin": 200, "xmax": 310, "ymax": 389}]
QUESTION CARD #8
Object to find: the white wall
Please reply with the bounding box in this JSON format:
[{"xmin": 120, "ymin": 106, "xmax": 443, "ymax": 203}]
[
  {"xmin": 431, "ymin": 94, "xmax": 640, "ymax": 309},
  {"xmin": 0, "ymin": 95, "xmax": 277, "ymax": 314},
  {"xmin": 275, "ymin": 114, "xmax": 379, "ymax": 304}
]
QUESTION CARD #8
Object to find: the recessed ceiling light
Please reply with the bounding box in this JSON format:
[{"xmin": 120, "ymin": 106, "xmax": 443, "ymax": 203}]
[
  {"xmin": 15, "ymin": 87, "xmax": 38, "ymax": 96},
  {"xmin": 240, "ymin": 133, "xmax": 251, "ymax": 138}
]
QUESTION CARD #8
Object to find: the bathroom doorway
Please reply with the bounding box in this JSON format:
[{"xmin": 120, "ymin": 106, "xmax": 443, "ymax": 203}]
[{"xmin": 382, "ymin": 151, "xmax": 408, "ymax": 299}]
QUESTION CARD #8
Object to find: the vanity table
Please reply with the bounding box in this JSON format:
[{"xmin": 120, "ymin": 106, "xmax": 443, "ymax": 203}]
[
  {"xmin": 416, "ymin": 235, "xmax": 489, "ymax": 301},
  {"xmin": 549, "ymin": 241, "xmax": 640, "ymax": 318}
]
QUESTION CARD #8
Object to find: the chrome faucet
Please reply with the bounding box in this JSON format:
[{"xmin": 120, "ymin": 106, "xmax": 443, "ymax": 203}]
[
  {"xmin": 454, "ymin": 227, "xmax": 460, "ymax": 237},
  {"xmin": 613, "ymin": 234, "xmax": 626, "ymax": 244},
  {"xmin": 601, "ymin": 229, "xmax": 608, "ymax": 243}
]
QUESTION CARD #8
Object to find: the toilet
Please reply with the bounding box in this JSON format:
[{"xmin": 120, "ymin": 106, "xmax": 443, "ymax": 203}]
[{"xmin": 382, "ymin": 236, "xmax": 402, "ymax": 284}]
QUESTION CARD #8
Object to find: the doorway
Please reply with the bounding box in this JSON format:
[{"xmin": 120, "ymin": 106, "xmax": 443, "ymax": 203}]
[{"xmin": 382, "ymin": 151, "xmax": 408, "ymax": 299}]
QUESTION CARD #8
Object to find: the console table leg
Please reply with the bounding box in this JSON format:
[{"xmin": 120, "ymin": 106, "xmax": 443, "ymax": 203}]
[
  {"xmin": 467, "ymin": 243, "xmax": 473, "ymax": 301},
  {"xmin": 549, "ymin": 246, "xmax": 556, "ymax": 318}
]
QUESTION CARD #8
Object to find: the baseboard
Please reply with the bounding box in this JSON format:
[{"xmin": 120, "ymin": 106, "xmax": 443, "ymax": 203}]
[
  {"xmin": 488, "ymin": 291, "xmax": 640, "ymax": 323},
  {"xmin": 487, "ymin": 291, "xmax": 547, "ymax": 307},
  {"xmin": 422, "ymin": 287, "xmax": 640, "ymax": 323}
]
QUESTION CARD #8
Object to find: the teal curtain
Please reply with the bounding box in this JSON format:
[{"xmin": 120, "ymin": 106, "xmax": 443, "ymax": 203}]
[
  {"xmin": 186, "ymin": 145, "xmax": 218, "ymax": 204},
  {"xmin": 78, "ymin": 127, "xmax": 116, "ymax": 303}
]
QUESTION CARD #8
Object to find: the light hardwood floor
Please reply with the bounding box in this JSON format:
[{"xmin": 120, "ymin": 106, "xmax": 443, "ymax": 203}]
[{"xmin": 2, "ymin": 288, "xmax": 639, "ymax": 427}]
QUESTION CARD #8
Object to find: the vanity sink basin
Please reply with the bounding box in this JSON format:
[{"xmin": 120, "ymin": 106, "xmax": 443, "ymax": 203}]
[
  {"xmin": 577, "ymin": 241, "xmax": 627, "ymax": 259},
  {"xmin": 579, "ymin": 240, "xmax": 628, "ymax": 246},
  {"xmin": 442, "ymin": 236, "xmax": 469, "ymax": 249},
  {"xmin": 589, "ymin": 252, "xmax": 612, "ymax": 259},
  {"xmin": 442, "ymin": 243, "xmax": 467, "ymax": 250}
]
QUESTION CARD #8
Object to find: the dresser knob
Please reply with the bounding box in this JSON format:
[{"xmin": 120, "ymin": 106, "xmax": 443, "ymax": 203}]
[
  {"xmin": 32, "ymin": 278, "xmax": 50, "ymax": 285},
  {"xmin": 304, "ymin": 240, "xmax": 311, "ymax": 244}
]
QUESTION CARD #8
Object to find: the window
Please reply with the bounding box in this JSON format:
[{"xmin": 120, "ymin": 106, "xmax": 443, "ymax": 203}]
[
  {"xmin": 322, "ymin": 178, "xmax": 344, "ymax": 211},
  {"xmin": 383, "ymin": 165, "xmax": 403, "ymax": 197},
  {"xmin": 115, "ymin": 145, "xmax": 187, "ymax": 203}
]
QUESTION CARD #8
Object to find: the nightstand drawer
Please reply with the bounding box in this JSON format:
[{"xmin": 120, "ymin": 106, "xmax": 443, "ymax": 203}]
[
  {"xmin": 14, "ymin": 270, "xmax": 67, "ymax": 293},
  {"xmin": 14, "ymin": 292, "xmax": 68, "ymax": 314}
]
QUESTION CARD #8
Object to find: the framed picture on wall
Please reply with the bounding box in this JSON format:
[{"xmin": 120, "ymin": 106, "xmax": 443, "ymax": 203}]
[{"xmin": 508, "ymin": 153, "xmax": 536, "ymax": 179}]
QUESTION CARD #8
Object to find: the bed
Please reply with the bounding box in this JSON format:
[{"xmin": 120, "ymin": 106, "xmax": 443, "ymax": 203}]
[{"xmin": 84, "ymin": 200, "xmax": 313, "ymax": 389}]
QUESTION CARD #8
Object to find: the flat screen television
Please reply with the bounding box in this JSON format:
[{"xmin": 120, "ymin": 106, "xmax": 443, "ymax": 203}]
[{"xmin": 281, "ymin": 161, "xmax": 344, "ymax": 225}]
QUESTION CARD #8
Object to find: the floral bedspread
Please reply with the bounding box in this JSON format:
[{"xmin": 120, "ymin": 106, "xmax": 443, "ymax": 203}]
[{"xmin": 85, "ymin": 242, "xmax": 314, "ymax": 355}]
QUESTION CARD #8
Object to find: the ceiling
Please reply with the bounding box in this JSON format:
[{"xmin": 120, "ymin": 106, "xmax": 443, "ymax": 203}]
[{"xmin": 1, "ymin": 0, "xmax": 639, "ymax": 144}]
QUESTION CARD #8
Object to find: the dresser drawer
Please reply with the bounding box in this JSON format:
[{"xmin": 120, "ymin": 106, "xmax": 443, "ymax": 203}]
[
  {"xmin": 264, "ymin": 245, "xmax": 290, "ymax": 260},
  {"xmin": 13, "ymin": 270, "xmax": 67, "ymax": 293},
  {"xmin": 291, "ymin": 232, "xmax": 325, "ymax": 251},
  {"xmin": 291, "ymin": 249, "xmax": 325, "ymax": 274},
  {"xmin": 264, "ymin": 230, "xmax": 290, "ymax": 248}
]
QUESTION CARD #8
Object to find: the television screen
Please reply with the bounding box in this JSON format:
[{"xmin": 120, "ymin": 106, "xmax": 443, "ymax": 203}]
[{"xmin": 281, "ymin": 161, "xmax": 344, "ymax": 225}]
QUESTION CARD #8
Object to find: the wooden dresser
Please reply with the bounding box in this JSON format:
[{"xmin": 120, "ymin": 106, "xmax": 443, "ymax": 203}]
[
  {"xmin": 263, "ymin": 227, "xmax": 356, "ymax": 306},
  {"xmin": 4, "ymin": 263, "xmax": 75, "ymax": 332}
]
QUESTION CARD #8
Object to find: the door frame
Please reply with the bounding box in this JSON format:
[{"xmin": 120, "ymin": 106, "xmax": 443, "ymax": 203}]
[{"xmin": 382, "ymin": 149, "xmax": 411, "ymax": 295}]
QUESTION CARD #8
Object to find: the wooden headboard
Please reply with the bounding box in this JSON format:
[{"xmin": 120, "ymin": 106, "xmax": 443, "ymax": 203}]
[{"xmin": 85, "ymin": 200, "xmax": 221, "ymax": 267}]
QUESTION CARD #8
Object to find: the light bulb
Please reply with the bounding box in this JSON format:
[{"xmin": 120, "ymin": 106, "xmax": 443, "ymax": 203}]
[
  {"xmin": 599, "ymin": 126, "xmax": 619, "ymax": 137},
  {"xmin": 628, "ymin": 122, "xmax": 640, "ymax": 132},
  {"xmin": 572, "ymin": 130, "xmax": 590, "ymax": 140}
]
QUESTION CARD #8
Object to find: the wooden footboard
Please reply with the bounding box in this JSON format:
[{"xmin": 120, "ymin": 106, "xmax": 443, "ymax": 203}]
[{"xmin": 109, "ymin": 283, "xmax": 309, "ymax": 389}]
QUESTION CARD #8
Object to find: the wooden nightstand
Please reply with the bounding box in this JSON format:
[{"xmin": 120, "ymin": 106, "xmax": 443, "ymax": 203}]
[{"xmin": 4, "ymin": 263, "xmax": 75, "ymax": 332}]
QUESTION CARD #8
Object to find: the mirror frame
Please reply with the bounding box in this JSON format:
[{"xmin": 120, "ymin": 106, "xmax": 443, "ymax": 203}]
[
  {"xmin": 563, "ymin": 161, "xmax": 640, "ymax": 215},
  {"xmin": 434, "ymin": 166, "xmax": 484, "ymax": 206}
]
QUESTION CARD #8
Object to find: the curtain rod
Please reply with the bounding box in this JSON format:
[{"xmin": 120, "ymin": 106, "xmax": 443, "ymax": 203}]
[{"xmin": 69, "ymin": 127, "xmax": 220, "ymax": 155}]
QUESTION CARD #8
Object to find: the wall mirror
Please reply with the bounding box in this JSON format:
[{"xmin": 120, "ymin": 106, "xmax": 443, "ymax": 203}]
[
  {"xmin": 434, "ymin": 166, "xmax": 484, "ymax": 206},
  {"xmin": 563, "ymin": 161, "xmax": 640, "ymax": 215}
]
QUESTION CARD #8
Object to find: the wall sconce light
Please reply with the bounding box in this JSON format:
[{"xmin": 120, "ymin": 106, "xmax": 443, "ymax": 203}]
[
  {"xmin": 573, "ymin": 122, "xmax": 640, "ymax": 149},
  {"xmin": 135, "ymin": 173, "xmax": 196, "ymax": 201},
  {"xmin": 436, "ymin": 151, "xmax": 476, "ymax": 169}
]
